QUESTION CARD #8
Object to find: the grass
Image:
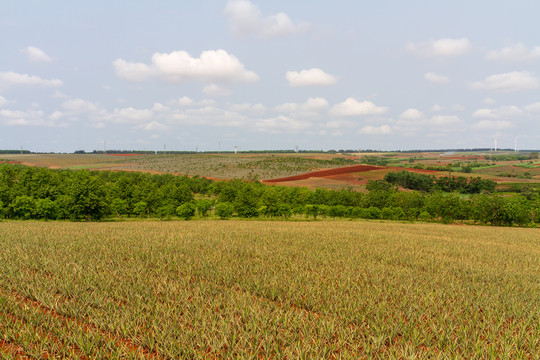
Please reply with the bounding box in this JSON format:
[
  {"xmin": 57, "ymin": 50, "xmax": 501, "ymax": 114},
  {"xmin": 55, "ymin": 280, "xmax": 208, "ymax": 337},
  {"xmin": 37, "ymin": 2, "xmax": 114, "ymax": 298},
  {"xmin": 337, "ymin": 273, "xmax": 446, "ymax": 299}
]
[{"xmin": 0, "ymin": 220, "xmax": 538, "ymax": 359}]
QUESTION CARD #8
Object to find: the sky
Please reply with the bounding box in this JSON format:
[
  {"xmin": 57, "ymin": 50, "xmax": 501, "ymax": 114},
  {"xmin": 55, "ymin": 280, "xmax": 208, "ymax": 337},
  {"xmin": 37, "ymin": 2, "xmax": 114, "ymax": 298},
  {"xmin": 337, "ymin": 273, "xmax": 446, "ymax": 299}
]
[{"xmin": 1, "ymin": 0, "xmax": 539, "ymax": 153}]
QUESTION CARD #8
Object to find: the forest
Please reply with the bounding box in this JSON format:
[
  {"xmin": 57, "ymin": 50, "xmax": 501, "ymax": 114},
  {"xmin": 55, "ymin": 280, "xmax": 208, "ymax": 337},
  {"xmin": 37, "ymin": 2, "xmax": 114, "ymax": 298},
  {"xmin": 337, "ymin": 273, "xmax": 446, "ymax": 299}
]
[{"xmin": 0, "ymin": 163, "xmax": 539, "ymax": 226}]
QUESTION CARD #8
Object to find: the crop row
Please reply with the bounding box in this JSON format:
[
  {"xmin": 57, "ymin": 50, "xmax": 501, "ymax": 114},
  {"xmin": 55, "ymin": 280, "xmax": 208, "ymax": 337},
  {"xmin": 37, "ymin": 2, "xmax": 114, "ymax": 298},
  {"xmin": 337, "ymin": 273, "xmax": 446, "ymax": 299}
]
[{"xmin": 0, "ymin": 221, "xmax": 538, "ymax": 358}]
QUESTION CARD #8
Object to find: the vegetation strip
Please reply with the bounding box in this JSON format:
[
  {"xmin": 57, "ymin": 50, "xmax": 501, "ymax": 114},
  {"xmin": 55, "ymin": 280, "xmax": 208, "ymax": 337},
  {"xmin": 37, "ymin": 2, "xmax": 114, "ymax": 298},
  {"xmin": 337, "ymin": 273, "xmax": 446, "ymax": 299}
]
[{"xmin": 0, "ymin": 163, "xmax": 538, "ymax": 226}]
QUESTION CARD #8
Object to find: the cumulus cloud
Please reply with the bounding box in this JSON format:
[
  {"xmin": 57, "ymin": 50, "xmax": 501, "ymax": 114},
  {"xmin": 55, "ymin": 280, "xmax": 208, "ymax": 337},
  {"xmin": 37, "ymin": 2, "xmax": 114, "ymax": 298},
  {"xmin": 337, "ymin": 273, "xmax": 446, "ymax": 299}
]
[
  {"xmin": 406, "ymin": 37, "xmax": 472, "ymax": 57},
  {"xmin": 224, "ymin": 0, "xmax": 309, "ymax": 38},
  {"xmin": 178, "ymin": 96, "xmax": 194, "ymax": 106},
  {"xmin": 275, "ymin": 97, "xmax": 329, "ymax": 113},
  {"xmin": 114, "ymin": 49, "xmax": 258, "ymax": 84},
  {"xmin": 0, "ymin": 96, "xmax": 8, "ymax": 107},
  {"xmin": 286, "ymin": 68, "xmax": 337, "ymax": 87},
  {"xmin": 483, "ymin": 97, "xmax": 496, "ymax": 105},
  {"xmin": 524, "ymin": 101, "xmax": 540, "ymax": 112},
  {"xmin": 486, "ymin": 43, "xmax": 540, "ymax": 62},
  {"xmin": 358, "ymin": 125, "xmax": 391, "ymax": 135},
  {"xmin": 430, "ymin": 115, "xmax": 462, "ymax": 127},
  {"xmin": 254, "ymin": 115, "xmax": 311, "ymax": 134},
  {"xmin": 472, "ymin": 120, "xmax": 514, "ymax": 130},
  {"xmin": 431, "ymin": 104, "xmax": 443, "ymax": 112},
  {"xmin": 61, "ymin": 98, "xmax": 102, "ymax": 113},
  {"xmin": 330, "ymin": 98, "xmax": 388, "ymax": 117},
  {"xmin": 400, "ymin": 108, "xmax": 424, "ymax": 120},
  {"xmin": 110, "ymin": 108, "xmax": 153, "ymax": 124},
  {"xmin": 0, "ymin": 109, "xmax": 63, "ymax": 127},
  {"xmin": 326, "ymin": 119, "xmax": 357, "ymax": 129},
  {"xmin": 227, "ymin": 102, "xmax": 266, "ymax": 113},
  {"xmin": 470, "ymin": 71, "xmax": 538, "ymax": 93},
  {"xmin": 472, "ymin": 106, "xmax": 523, "ymax": 119},
  {"xmin": 21, "ymin": 46, "xmax": 53, "ymax": 63},
  {"xmin": 152, "ymin": 103, "xmax": 170, "ymax": 112},
  {"xmin": 203, "ymin": 84, "xmax": 233, "ymax": 97},
  {"xmin": 112, "ymin": 59, "xmax": 153, "ymax": 82},
  {"xmin": 424, "ymin": 72, "xmax": 449, "ymax": 84},
  {"xmin": 0, "ymin": 71, "xmax": 63, "ymax": 89},
  {"xmin": 143, "ymin": 121, "xmax": 168, "ymax": 131}
]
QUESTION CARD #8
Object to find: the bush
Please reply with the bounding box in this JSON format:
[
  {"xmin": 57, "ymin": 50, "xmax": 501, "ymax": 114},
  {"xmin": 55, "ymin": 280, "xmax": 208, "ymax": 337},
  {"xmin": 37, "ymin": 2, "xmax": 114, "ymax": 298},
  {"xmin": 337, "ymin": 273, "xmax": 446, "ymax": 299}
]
[
  {"xmin": 177, "ymin": 202, "xmax": 196, "ymax": 220},
  {"xmin": 215, "ymin": 202, "xmax": 234, "ymax": 219}
]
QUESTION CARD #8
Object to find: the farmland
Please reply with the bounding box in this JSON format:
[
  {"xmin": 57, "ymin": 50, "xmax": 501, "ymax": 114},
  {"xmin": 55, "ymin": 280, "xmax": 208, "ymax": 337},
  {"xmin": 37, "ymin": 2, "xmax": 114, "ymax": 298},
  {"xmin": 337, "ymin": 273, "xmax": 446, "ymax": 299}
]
[
  {"xmin": 0, "ymin": 220, "xmax": 538, "ymax": 359},
  {"xmin": 2, "ymin": 151, "xmax": 539, "ymax": 191}
]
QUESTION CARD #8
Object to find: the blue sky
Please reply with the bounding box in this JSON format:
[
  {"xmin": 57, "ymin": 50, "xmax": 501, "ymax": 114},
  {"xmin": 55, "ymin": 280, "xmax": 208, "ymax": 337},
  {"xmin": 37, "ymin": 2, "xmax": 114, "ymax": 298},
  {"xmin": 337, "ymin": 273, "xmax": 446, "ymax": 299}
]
[{"xmin": 1, "ymin": 0, "xmax": 539, "ymax": 152}]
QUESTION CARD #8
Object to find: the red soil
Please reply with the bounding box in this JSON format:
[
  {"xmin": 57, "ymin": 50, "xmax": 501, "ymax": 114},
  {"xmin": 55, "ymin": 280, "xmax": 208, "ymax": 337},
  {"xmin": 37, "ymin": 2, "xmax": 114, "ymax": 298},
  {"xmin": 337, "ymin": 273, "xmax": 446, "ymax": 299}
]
[
  {"xmin": 263, "ymin": 165, "xmax": 439, "ymax": 184},
  {"xmin": 263, "ymin": 164, "xmax": 382, "ymax": 183}
]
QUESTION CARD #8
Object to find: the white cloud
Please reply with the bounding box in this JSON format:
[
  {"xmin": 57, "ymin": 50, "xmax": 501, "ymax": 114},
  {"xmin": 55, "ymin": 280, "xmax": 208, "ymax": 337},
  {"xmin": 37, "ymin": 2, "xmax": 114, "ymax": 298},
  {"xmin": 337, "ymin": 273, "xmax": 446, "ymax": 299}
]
[
  {"xmin": 305, "ymin": 97, "xmax": 329, "ymax": 111},
  {"xmin": 524, "ymin": 102, "xmax": 540, "ymax": 112},
  {"xmin": 61, "ymin": 98, "xmax": 102, "ymax": 113},
  {"xmin": 326, "ymin": 119, "xmax": 357, "ymax": 129},
  {"xmin": 0, "ymin": 109, "xmax": 63, "ymax": 127},
  {"xmin": 406, "ymin": 37, "xmax": 472, "ymax": 57},
  {"xmin": 358, "ymin": 125, "xmax": 391, "ymax": 135},
  {"xmin": 254, "ymin": 115, "xmax": 311, "ymax": 134},
  {"xmin": 286, "ymin": 68, "xmax": 337, "ymax": 87},
  {"xmin": 424, "ymin": 72, "xmax": 449, "ymax": 84},
  {"xmin": 0, "ymin": 72, "xmax": 63, "ymax": 88},
  {"xmin": 400, "ymin": 108, "xmax": 424, "ymax": 120},
  {"xmin": 483, "ymin": 97, "xmax": 496, "ymax": 105},
  {"xmin": 472, "ymin": 120, "xmax": 513, "ymax": 130},
  {"xmin": 21, "ymin": 46, "xmax": 53, "ymax": 63},
  {"xmin": 470, "ymin": 71, "xmax": 539, "ymax": 93},
  {"xmin": 143, "ymin": 121, "xmax": 168, "ymax": 131},
  {"xmin": 0, "ymin": 96, "xmax": 8, "ymax": 107},
  {"xmin": 431, "ymin": 104, "xmax": 443, "ymax": 112},
  {"xmin": 48, "ymin": 111, "xmax": 64, "ymax": 121},
  {"xmin": 224, "ymin": 0, "xmax": 309, "ymax": 38},
  {"xmin": 486, "ymin": 43, "xmax": 540, "ymax": 62},
  {"xmin": 203, "ymin": 84, "xmax": 233, "ymax": 97},
  {"xmin": 472, "ymin": 106, "xmax": 523, "ymax": 119},
  {"xmin": 330, "ymin": 98, "xmax": 388, "ymax": 117},
  {"xmin": 275, "ymin": 97, "xmax": 328, "ymax": 114},
  {"xmin": 114, "ymin": 49, "xmax": 258, "ymax": 84},
  {"xmin": 112, "ymin": 59, "xmax": 153, "ymax": 82},
  {"xmin": 227, "ymin": 102, "xmax": 266, "ymax": 113},
  {"xmin": 110, "ymin": 108, "xmax": 153, "ymax": 124},
  {"xmin": 152, "ymin": 103, "xmax": 170, "ymax": 112},
  {"xmin": 178, "ymin": 96, "xmax": 194, "ymax": 106},
  {"xmin": 430, "ymin": 115, "xmax": 462, "ymax": 127}
]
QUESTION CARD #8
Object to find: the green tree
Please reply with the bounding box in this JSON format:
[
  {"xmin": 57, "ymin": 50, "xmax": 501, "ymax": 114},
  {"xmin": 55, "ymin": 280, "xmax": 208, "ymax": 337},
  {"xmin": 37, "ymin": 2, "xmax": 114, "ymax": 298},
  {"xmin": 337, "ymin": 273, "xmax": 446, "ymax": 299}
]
[
  {"xmin": 133, "ymin": 201, "xmax": 148, "ymax": 217},
  {"xmin": 304, "ymin": 204, "xmax": 319, "ymax": 219},
  {"xmin": 9, "ymin": 195, "xmax": 36, "ymax": 219},
  {"xmin": 177, "ymin": 202, "xmax": 196, "ymax": 220},
  {"xmin": 110, "ymin": 198, "xmax": 128, "ymax": 218},
  {"xmin": 215, "ymin": 202, "xmax": 234, "ymax": 219},
  {"xmin": 156, "ymin": 204, "xmax": 176, "ymax": 220},
  {"xmin": 234, "ymin": 185, "xmax": 259, "ymax": 218},
  {"xmin": 67, "ymin": 171, "xmax": 108, "ymax": 221},
  {"xmin": 195, "ymin": 199, "xmax": 213, "ymax": 217},
  {"xmin": 34, "ymin": 198, "xmax": 58, "ymax": 220}
]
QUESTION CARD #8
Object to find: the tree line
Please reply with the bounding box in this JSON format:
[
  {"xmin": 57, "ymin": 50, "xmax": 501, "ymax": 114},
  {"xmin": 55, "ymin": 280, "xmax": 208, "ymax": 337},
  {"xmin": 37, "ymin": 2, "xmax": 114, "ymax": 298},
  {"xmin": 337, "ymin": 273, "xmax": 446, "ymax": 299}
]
[{"xmin": 0, "ymin": 164, "xmax": 538, "ymax": 226}]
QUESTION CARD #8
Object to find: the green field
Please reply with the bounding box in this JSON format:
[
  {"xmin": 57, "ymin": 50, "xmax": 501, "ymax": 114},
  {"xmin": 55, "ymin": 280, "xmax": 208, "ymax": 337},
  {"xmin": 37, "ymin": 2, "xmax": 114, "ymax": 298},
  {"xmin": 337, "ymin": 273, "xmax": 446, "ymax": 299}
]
[{"xmin": 0, "ymin": 221, "xmax": 538, "ymax": 358}]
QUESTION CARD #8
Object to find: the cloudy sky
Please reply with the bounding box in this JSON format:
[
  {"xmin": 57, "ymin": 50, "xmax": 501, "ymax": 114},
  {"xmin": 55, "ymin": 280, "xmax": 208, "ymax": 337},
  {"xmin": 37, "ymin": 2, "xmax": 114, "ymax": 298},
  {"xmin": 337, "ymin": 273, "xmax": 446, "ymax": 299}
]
[{"xmin": 1, "ymin": 0, "xmax": 539, "ymax": 152}]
